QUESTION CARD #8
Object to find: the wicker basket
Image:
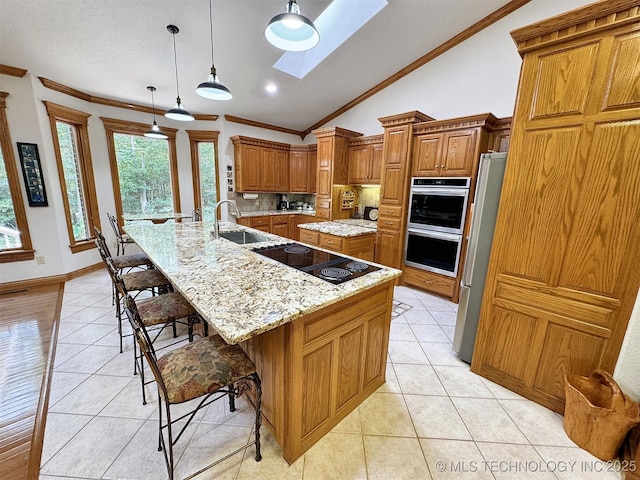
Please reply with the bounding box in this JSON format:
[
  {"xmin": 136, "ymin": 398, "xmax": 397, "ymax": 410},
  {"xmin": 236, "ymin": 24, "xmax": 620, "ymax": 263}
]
[{"xmin": 564, "ymin": 369, "xmax": 640, "ymax": 461}]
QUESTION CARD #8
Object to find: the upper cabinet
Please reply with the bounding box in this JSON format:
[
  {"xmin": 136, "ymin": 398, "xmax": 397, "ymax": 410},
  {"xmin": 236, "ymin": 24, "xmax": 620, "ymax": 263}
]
[
  {"xmin": 289, "ymin": 145, "xmax": 316, "ymax": 193},
  {"xmin": 232, "ymin": 136, "xmax": 314, "ymax": 193},
  {"xmin": 411, "ymin": 114, "xmax": 498, "ymax": 177},
  {"xmin": 347, "ymin": 135, "xmax": 384, "ymax": 185}
]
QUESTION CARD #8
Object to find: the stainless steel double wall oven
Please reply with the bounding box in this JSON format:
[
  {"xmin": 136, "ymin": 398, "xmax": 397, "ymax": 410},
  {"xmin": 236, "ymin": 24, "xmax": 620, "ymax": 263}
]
[{"xmin": 405, "ymin": 177, "xmax": 471, "ymax": 277}]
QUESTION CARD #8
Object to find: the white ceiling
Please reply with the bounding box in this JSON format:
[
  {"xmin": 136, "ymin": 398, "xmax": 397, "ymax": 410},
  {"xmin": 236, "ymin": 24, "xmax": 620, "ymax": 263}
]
[{"xmin": 0, "ymin": 0, "xmax": 515, "ymax": 133}]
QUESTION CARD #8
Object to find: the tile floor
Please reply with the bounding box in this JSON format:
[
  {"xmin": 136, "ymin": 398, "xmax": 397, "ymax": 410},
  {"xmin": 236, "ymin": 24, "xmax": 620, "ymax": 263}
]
[{"xmin": 39, "ymin": 270, "xmax": 624, "ymax": 479}]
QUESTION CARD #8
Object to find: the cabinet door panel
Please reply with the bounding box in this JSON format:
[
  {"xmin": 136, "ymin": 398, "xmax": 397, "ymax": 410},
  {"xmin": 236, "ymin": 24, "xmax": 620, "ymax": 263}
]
[
  {"xmin": 336, "ymin": 325, "xmax": 364, "ymax": 410},
  {"xmin": 379, "ymin": 168, "xmax": 405, "ymax": 205},
  {"xmin": 370, "ymin": 144, "xmax": 383, "ymax": 183},
  {"xmin": 441, "ymin": 129, "xmax": 476, "ymax": 176},
  {"xmin": 348, "ymin": 146, "xmax": 370, "ymax": 184},
  {"xmin": 301, "ymin": 343, "xmax": 333, "ymax": 437},
  {"xmin": 239, "ymin": 145, "xmax": 261, "ymax": 191},
  {"xmin": 261, "ymin": 148, "xmax": 278, "ymax": 191},
  {"xmin": 412, "ymin": 134, "xmax": 442, "ymax": 176},
  {"xmin": 275, "ymin": 150, "xmax": 289, "ymax": 192},
  {"xmin": 374, "ymin": 230, "xmax": 401, "ymax": 268},
  {"xmin": 290, "ymin": 151, "xmax": 309, "ymax": 192}
]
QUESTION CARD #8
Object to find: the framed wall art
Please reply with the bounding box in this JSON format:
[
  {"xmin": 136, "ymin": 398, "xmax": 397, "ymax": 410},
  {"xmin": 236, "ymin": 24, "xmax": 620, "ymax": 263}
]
[{"xmin": 17, "ymin": 142, "xmax": 48, "ymax": 207}]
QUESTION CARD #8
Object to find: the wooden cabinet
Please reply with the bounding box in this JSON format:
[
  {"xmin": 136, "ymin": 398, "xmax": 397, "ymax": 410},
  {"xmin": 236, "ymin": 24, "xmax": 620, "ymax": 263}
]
[
  {"xmin": 299, "ymin": 227, "xmax": 375, "ymax": 262},
  {"xmin": 231, "ymin": 136, "xmax": 290, "ymax": 193},
  {"xmin": 312, "ymin": 127, "xmax": 362, "ymax": 220},
  {"xmin": 347, "ymin": 135, "xmax": 383, "ymax": 185},
  {"xmin": 289, "ymin": 146, "xmax": 316, "ymax": 193},
  {"xmin": 402, "ymin": 266, "xmax": 456, "ymax": 298},
  {"xmin": 411, "ymin": 115, "xmax": 495, "ymax": 178},
  {"xmin": 375, "ymin": 112, "xmax": 433, "ymax": 270},
  {"xmin": 271, "ymin": 216, "xmax": 289, "ymax": 238},
  {"xmin": 471, "ymin": 2, "xmax": 640, "ymax": 414}
]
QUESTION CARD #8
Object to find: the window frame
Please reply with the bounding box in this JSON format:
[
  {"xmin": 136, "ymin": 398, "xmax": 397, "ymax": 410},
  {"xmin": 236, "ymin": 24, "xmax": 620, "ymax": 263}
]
[
  {"xmin": 101, "ymin": 117, "xmax": 180, "ymax": 232},
  {"xmin": 44, "ymin": 101, "xmax": 101, "ymax": 253},
  {"xmin": 186, "ymin": 129, "xmax": 220, "ymax": 220},
  {"xmin": 0, "ymin": 92, "xmax": 34, "ymax": 262}
]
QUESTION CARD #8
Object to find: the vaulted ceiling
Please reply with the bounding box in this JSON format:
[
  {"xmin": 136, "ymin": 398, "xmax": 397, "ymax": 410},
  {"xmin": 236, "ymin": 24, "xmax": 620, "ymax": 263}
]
[{"xmin": 0, "ymin": 0, "xmax": 524, "ymax": 135}]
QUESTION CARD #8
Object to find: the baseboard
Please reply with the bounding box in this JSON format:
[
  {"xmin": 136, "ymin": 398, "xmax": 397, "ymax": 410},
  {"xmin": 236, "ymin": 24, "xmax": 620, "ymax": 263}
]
[{"xmin": 0, "ymin": 262, "xmax": 104, "ymax": 293}]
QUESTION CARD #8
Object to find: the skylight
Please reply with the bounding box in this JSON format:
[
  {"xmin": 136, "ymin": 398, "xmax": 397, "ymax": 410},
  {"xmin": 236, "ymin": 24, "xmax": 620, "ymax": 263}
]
[{"xmin": 273, "ymin": 0, "xmax": 388, "ymax": 79}]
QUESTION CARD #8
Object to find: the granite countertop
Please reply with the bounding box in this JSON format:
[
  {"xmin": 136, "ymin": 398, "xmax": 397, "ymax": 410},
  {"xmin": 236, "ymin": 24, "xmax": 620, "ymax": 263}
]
[
  {"xmin": 237, "ymin": 210, "xmax": 316, "ymax": 217},
  {"xmin": 334, "ymin": 219, "xmax": 378, "ymax": 230},
  {"xmin": 299, "ymin": 220, "xmax": 377, "ymax": 237},
  {"xmin": 124, "ymin": 221, "xmax": 400, "ymax": 345}
]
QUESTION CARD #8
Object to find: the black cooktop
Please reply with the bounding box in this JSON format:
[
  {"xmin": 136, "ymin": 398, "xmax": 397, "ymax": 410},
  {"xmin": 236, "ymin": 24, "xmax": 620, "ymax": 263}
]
[{"xmin": 253, "ymin": 243, "xmax": 380, "ymax": 284}]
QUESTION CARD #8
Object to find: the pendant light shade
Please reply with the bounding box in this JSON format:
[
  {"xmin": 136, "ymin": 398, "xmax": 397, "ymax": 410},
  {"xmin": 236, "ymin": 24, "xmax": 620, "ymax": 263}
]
[
  {"xmin": 265, "ymin": 0, "xmax": 319, "ymax": 52},
  {"xmin": 144, "ymin": 86, "xmax": 168, "ymax": 139},
  {"xmin": 196, "ymin": 0, "xmax": 232, "ymax": 100},
  {"xmin": 165, "ymin": 25, "xmax": 194, "ymax": 121}
]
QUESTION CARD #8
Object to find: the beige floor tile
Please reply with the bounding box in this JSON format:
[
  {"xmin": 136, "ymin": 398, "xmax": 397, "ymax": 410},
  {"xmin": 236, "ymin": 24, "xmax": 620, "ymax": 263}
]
[
  {"xmin": 405, "ymin": 394, "xmax": 472, "ymax": 440},
  {"xmin": 417, "ymin": 294, "xmax": 456, "ymax": 312},
  {"xmin": 49, "ymin": 374, "xmax": 131, "ymax": 415},
  {"xmin": 420, "ymin": 342, "xmax": 468, "ymax": 367},
  {"xmin": 331, "ymin": 407, "xmax": 362, "ymax": 434},
  {"xmin": 476, "ymin": 442, "xmax": 557, "ymax": 479},
  {"xmin": 377, "ymin": 361, "xmax": 402, "ymax": 394},
  {"xmin": 57, "ymin": 323, "xmax": 115, "ymax": 346},
  {"xmin": 236, "ymin": 429, "xmax": 303, "ymax": 480},
  {"xmin": 302, "ymin": 432, "xmax": 367, "ymax": 480},
  {"xmin": 480, "ymin": 377, "xmax": 526, "ymax": 400},
  {"xmin": 199, "ymin": 395, "xmax": 257, "ymax": 427},
  {"xmin": 40, "ymin": 413, "xmax": 92, "ymax": 466},
  {"xmin": 47, "ymin": 371, "xmax": 91, "ymax": 406},
  {"xmin": 499, "ymin": 398, "xmax": 575, "ymax": 447},
  {"xmin": 388, "ymin": 340, "xmax": 430, "ymax": 364},
  {"xmin": 410, "ymin": 324, "xmax": 451, "ymax": 343},
  {"xmin": 430, "ymin": 310, "xmax": 458, "ymax": 326},
  {"xmin": 54, "ymin": 344, "xmax": 119, "ymax": 374},
  {"xmin": 60, "ymin": 305, "xmax": 114, "ymax": 324},
  {"xmin": 433, "ymin": 365, "xmax": 493, "ymax": 398},
  {"xmin": 534, "ymin": 446, "xmax": 623, "ymax": 480},
  {"xmin": 451, "ymin": 397, "xmax": 528, "ymax": 444},
  {"xmin": 394, "ymin": 363, "xmax": 447, "ymax": 396},
  {"xmin": 403, "ymin": 309, "xmax": 438, "ymax": 325},
  {"xmin": 98, "ymin": 377, "xmax": 157, "ymax": 420},
  {"xmin": 174, "ymin": 423, "xmax": 252, "ymax": 480},
  {"xmin": 420, "ymin": 438, "xmax": 493, "ymax": 480},
  {"xmin": 359, "ymin": 392, "xmax": 416, "ymax": 437},
  {"xmin": 390, "ymin": 322, "xmax": 419, "ymax": 341},
  {"xmin": 52, "ymin": 343, "xmax": 88, "ymax": 368},
  {"xmin": 40, "ymin": 416, "xmax": 145, "ymax": 478},
  {"xmin": 364, "ymin": 435, "xmax": 432, "ymax": 480}
]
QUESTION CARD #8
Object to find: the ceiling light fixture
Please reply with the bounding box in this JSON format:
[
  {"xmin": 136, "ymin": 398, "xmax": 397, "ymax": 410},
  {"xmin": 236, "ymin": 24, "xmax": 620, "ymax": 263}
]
[
  {"xmin": 165, "ymin": 25, "xmax": 194, "ymax": 121},
  {"xmin": 265, "ymin": 0, "xmax": 319, "ymax": 52},
  {"xmin": 196, "ymin": 0, "xmax": 232, "ymax": 100},
  {"xmin": 144, "ymin": 86, "xmax": 168, "ymax": 139}
]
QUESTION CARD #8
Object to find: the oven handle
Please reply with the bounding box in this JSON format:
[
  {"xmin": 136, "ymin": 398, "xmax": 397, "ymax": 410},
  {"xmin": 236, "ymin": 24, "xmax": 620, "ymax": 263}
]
[
  {"xmin": 407, "ymin": 228, "xmax": 462, "ymax": 242},
  {"xmin": 409, "ymin": 187, "xmax": 469, "ymax": 196}
]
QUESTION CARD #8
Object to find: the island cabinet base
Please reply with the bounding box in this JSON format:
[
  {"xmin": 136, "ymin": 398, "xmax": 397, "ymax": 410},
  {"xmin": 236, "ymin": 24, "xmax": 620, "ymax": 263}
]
[{"xmin": 241, "ymin": 280, "xmax": 395, "ymax": 464}]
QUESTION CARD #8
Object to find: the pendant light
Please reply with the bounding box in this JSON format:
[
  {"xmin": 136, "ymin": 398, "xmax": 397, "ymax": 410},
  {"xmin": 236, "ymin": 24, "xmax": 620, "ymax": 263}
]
[
  {"xmin": 144, "ymin": 86, "xmax": 168, "ymax": 139},
  {"xmin": 165, "ymin": 25, "xmax": 195, "ymax": 121},
  {"xmin": 265, "ymin": 0, "xmax": 319, "ymax": 52},
  {"xmin": 196, "ymin": 0, "xmax": 232, "ymax": 100}
]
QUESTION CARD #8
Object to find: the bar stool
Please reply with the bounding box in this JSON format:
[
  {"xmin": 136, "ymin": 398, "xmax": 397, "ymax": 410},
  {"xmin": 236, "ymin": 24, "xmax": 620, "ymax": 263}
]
[
  {"xmin": 107, "ymin": 212, "xmax": 135, "ymax": 255},
  {"xmin": 125, "ymin": 293, "xmax": 262, "ymax": 480}
]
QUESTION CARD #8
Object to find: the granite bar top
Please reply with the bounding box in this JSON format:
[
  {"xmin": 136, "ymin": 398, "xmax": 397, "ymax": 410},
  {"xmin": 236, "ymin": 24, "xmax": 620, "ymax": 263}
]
[
  {"xmin": 237, "ymin": 210, "xmax": 316, "ymax": 217},
  {"xmin": 299, "ymin": 221, "xmax": 377, "ymax": 237},
  {"xmin": 124, "ymin": 221, "xmax": 400, "ymax": 344},
  {"xmin": 334, "ymin": 219, "xmax": 378, "ymax": 230}
]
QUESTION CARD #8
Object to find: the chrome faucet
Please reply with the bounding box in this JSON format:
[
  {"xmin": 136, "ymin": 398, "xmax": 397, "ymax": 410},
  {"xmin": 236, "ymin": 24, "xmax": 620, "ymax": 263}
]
[{"xmin": 213, "ymin": 199, "xmax": 241, "ymax": 239}]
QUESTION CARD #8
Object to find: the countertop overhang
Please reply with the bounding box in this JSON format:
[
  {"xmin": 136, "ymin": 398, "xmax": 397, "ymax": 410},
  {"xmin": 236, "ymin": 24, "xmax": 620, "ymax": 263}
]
[
  {"xmin": 299, "ymin": 219, "xmax": 377, "ymax": 237},
  {"xmin": 124, "ymin": 221, "xmax": 400, "ymax": 344}
]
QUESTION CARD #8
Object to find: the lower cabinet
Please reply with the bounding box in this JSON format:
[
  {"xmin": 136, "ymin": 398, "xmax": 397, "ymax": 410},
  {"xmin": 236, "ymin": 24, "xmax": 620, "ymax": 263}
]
[
  {"xmin": 402, "ymin": 265, "xmax": 457, "ymax": 298},
  {"xmin": 299, "ymin": 229, "xmax": 375, "ymax": 262},
  {"xmin": 237, "ymin": 214, "xmax": 318, "ymax": 241}
]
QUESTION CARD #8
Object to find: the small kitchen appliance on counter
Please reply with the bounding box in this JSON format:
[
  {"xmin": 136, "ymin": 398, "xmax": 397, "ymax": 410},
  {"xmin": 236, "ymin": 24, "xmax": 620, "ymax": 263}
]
[
  {"xmin": 363, "ymin": 206, "xmax": 378, "ymax": 221},
  {"xmin": 276, "ymin": 194, "xmax": 289, "ymax": 210}
]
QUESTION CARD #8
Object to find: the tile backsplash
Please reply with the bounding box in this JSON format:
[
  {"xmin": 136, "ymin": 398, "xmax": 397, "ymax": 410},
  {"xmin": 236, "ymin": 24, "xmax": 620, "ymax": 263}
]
[{"xmin": 228, "ymin": 192, "xmax": 316, "ymax": 212}]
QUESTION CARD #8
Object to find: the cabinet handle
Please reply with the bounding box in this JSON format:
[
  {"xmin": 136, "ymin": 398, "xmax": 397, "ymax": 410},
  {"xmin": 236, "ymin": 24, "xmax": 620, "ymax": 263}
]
[
  {"xmin": 424, "ymin": 280, "xmax": 433, "ymax": 284},
  {"xmin": 384, "ymin": 221, "xmax": 393, "ymax": 225},
  {"xmin": 385, "ymin": 210, "xmax": 393, "ymax": 213},
  {"xmin": 327, "ymin": 240, "xmax": 334, "ymax": 244}
]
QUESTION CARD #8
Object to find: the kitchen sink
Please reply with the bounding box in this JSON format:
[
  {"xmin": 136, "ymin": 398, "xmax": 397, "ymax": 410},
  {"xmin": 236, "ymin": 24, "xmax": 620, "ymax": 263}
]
[{"xmin": 219, "ymin": 230, "xmax": 270, "ymax": 244}]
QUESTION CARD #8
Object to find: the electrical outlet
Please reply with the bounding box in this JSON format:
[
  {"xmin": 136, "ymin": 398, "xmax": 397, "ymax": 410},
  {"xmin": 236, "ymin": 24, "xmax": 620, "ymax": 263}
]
[{"xmin": 36, "ymin": 256, "xmax": 45, "ymax": 265}]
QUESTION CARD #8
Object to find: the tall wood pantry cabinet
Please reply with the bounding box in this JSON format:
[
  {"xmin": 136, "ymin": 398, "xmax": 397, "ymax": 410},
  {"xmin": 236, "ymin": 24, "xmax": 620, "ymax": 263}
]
[{"xmin": 471, "ymin": 0, "xmax": 640, "ymax": 414}]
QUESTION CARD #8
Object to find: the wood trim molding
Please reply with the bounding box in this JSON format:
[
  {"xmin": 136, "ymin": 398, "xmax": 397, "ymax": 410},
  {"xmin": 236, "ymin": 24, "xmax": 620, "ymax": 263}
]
[
  {"xmin": 230, "ymin": 135, "xmax": 292, "ymax": 150},
  {"xmin": 412, "ymin": 112, "xmax": 500, "ymax": 134},
  {"xmin": 511, "ymin": 0, "xmax": 640, "ymax": 54},
  {"xmin": 224, "ymin": 115, "xmax": 305, "ymax": 139},
  {"xmin": 186, "ymin": 130, "xmax": 221, "ymax": 215},
  {"xmin": 304, "ymin": 0, "xmax": 532, "ymax": 135},
  {"xmin": 0, "ymin": 64, "xmax": 28, "ymax": 77},
  {"xmin": 0, "ymin": 91, "xmax": 34, "ymax": 261},
  {"xmin": 0, "ymin": 263, "xmax": 103, "ymax": 293},
  {"xmin": 311, "ymin": 126, "xmax": 363, "ymax": 139},
  {"xmin": 347, "ymin": 134, "xmax": 384, "ymax": 147},
  {"xmin": 39, "ymin": 77, "xmax": 218, "ymax": 121},
  {"xmin": 378, "ymin": 111, "xmax": 435, "ymax": 127},
  {"xmin": 99, "ymin": 117, "xmax": 178, "ymax": 137}
]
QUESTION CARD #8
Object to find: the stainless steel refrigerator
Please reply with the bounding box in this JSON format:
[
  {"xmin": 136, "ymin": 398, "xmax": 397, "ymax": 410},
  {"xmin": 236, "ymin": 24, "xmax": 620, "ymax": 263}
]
[{"xmin": 452, "ymin": 152, "xmax": 507, "ymax": 364}]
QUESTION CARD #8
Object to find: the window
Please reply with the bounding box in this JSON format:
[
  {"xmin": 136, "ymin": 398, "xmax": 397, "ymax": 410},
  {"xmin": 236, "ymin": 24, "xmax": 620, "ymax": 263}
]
[
  {"xmin": 0, "ymin": 92, "xmax": 34, "ymax": 262},
  {"xmin": 101, "ymin": 118, "xmax": 180, "ymax": 226},
  {"xmin": 44, "ymin": 102, "xmax": 100, "ymax": 253},
  {"xmin": 187, "ymin": 130, "xmax": 220, "ymax": 220}
]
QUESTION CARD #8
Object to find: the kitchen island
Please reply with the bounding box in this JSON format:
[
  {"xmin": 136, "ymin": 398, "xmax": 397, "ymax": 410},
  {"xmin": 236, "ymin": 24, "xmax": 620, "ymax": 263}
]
[
  {"xmin": 299, "ymin": 219, "xmax": 377, "ymax": 261},
  {"xmin": 124, "ymin": 221, "xmax": 400, "ymax": 463}
]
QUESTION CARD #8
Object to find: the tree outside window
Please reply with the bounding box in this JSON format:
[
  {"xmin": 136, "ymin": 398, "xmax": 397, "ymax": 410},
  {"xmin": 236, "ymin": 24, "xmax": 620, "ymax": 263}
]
[
  {"xmin": 187, "ymin": 130, "xmax": 220, "ymax": 221},
  {"xmin": 0, "ymin": 144, "xmax": 21, "ymax": 249}
]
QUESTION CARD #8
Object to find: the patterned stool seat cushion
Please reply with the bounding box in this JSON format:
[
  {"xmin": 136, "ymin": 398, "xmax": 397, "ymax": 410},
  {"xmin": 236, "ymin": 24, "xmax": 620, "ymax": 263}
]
[
  {"xmin": 112, "ymin": 252, "xmax": 152, "ymax": 269},
  {"xmin": 157, "ymin": 334, "xmax": 256, "ymax": 404},
  {"xmin": 122, "ymin": 269, "xmax": 169, "ymax": 291},
  {"xmin": 136, "ymin": 292, "xmax": 197, "ymax": 327}
]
